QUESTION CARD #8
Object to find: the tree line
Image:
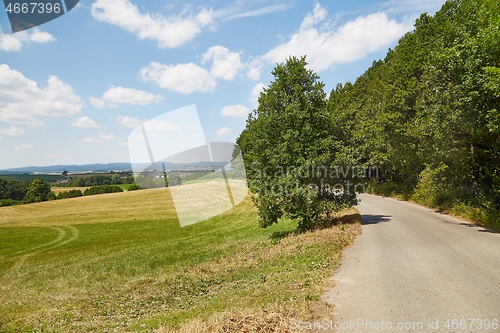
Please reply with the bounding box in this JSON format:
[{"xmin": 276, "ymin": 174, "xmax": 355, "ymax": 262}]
[
  {"xmin": 238, "ymin": 0, "xmax": 500, "ymax": 230},
  {"xmin": 0, "ymin": 178, "xmax": 133, "ymax": 207},
  {"xmin": 58, "ymin": 174, "xmax": 135, "ymax": 187}
]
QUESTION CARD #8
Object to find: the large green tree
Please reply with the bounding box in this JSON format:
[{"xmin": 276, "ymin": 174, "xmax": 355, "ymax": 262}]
[{"xmin": 238, "ymin": 56, "xmax": 357, "ymax": 230}]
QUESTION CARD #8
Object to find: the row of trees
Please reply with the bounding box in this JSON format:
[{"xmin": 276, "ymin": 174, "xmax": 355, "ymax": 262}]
[
  {"xmin": 59, "ymin": 174, "xmax": 135, "ymax": 187},
  {"xmin": 238, "ymin": 0, "xmax": 500, "ymax": 229},
  {"xmin": 0, "ymin": 179, "xmax": 54, "ymax": 206}
]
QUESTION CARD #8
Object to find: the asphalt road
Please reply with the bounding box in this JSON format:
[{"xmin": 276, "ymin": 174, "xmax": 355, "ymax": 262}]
[{"xmin": 323, "ymin": 194, "xmax": 500, "ymax": 333}]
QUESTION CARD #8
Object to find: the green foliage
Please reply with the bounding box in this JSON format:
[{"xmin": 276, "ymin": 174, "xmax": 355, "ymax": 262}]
[
  {"xmin": 127, "ymin": 184, "xmax": 142, "ymax": 191},
  {"xmin": 238, "ymin": 56, "xmax": 357, "ymax": 231},
  {"xmin": 322, "ymin": 0, "xmax": 500, "ymax": 228},
  {"xmin": 59, "ymin": 174, "xmax": 135, "ymax": 187},
  {"xmin": 166, "ymin": 173, "xmax": 182, "ymax": 187},
  {"xmin": 411, "ymin": 163, "xmax": 453, "ymax": 208},
  {"xmin": 56, "ymin": 189, "xmax": 83, "ymax": 200},
  {"xmin": 23, "ymin": 179, "xmax": 52, "ymax": 203},
  {"xmin": 83, "ymin": 185, "xmax": 124, "ymax": 196}
]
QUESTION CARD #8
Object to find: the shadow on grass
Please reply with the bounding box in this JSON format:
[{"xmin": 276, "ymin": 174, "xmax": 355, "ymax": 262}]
[{"xmin": 269, "ymin": 212, "xmax": 362, "ymax": 242}]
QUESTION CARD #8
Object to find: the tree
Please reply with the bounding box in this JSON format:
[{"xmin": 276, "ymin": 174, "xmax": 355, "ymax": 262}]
[
  {"xmin": 238, "ymin": 56, "xmax": 357, "ymax": 230},
  {"xmin": 24, "ymin": 179, "xmax": 52, "ymax": 203}
]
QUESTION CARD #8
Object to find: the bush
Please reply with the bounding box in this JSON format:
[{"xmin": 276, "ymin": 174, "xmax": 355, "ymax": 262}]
[
  {"xmin": 83, "ymin": 185, "xmax": 123, "ymax": 196},
  {"xmin": 56, "ymin": 189, "xmax": 83, "ymax": 200},
  {"xmin": 411, "ymin": 163, "xmax": 453, "ymax": 208},
  {"xmin": 127, "ymin": 184, "xmax": 142, "ymax": 191},
  {"xmin": 0, "ymin": 199, "xmax": 19, "ymax": 207}
]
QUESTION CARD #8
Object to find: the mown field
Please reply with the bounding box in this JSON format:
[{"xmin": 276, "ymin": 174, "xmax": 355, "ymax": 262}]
[{"xmin": 0, "ymin": 182, "xmax": 360, "ymax": 332}]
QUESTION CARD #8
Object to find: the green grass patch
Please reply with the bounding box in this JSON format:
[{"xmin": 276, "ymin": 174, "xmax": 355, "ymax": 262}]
[{"xmin": 0, "ymin": 184, "xmax": 360, "ymax": 332}]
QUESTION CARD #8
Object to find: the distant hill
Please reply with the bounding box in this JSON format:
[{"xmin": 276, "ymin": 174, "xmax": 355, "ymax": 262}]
[{"xmin": 1, "ymin": 161, "xmax": 228, "ymax": 174}]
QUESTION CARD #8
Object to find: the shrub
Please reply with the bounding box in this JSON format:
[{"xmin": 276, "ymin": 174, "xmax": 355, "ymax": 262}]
[
  {"xmin": 56, "ymin": 189, "xmax": 83, "ymax": 200},
  {"xmin": 83, "ymin": 185, "xmax": 123, "ymax": 196},
  {"xmin": 411, "ymin": 163, "xmax": 453, "ymax": 208},
  {"xmin": 127, "ymin": 184, "xmax": 142, "ymax": 191}
]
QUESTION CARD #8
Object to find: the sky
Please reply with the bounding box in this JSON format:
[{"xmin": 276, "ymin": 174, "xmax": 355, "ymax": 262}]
[{"xmin": 0, "ymin": 0, "xmax": 447, "ymax": 169}]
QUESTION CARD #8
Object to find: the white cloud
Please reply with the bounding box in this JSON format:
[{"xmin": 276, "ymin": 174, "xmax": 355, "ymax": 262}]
[
  {"xmin": 117, "ymin": 115, "xmax": 142, "ymax": 128},
  {"xmin": 0, "ymin": 65, "xmax": 85, "ymax": 127},
  {"xmin": 250, "ymin": 83, "xmax": 266, "ymax": 107},
  {"xmin": 90, "ymin": 86, "xmax": 163, "ymax": 109},
  {"xmin": 216, "ymin": 3, "xmax": 293, "ymax": 21},
  {"xmin": 89, "ymin": 97, "xmax": 118, "ymax": 109},
  {"xmin": 260, "ymin": 3, "xmax": 411, "ymax": 73},
  {"xmin": 380, "ymin": 0, "xmax": 446, "ymax": 15},
  {"xmin": 82, "ymin": 137, "xmax": 101, "ymax": 143},
  {"xmin": 202, "ymin": 45, "xmax": 242, "ymax": 81},
  {"xmin": 140, "ymin": 62, "xmax": 217, "ymax": 94},
  {"xmin": 71, "ymin": 116, "xmax": 100, "ymax": 128},
  {"xmin": 220, "ymin": 105, "xmax": 249, "ymax": 118},
  {"xmin": 102, "ymin": 86, "xmax": 164, "ymax": 105},
  {"xmin": 91, "ymin": 0, "xmax": 214, "ymax": 48},
  {"xmin": 247, "ymin": 62, "xmax": 263, "ymax": 80},
  {"xmin": 14, "ymin": 144, "xmax": 34, "ymax": 150},
  {"xmin": 99, "ymin": 133, "xmax": 115, "ymax": 140},
  {"xmin": 83, "ymin": 136, "xmax": 101, "ymax": 143},
  {"xmin": 0, "ymin": 126, "xmax": 24, "ymax": 136},
  {"xmin": 215, "ymin": 127, "xmax": 231, "ymax": 137},
  {"xmin": 0, "ymin": 27, "xmax": 56, "ymax": 52},
  {"xmin": 144, "ymin": 120, "xmax": 181, "ymax": 131}
]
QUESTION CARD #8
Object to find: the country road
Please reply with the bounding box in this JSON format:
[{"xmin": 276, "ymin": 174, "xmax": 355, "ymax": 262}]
[{"xmin": 323, "ymin": 194, "xmax": 500, "ymax": 333}]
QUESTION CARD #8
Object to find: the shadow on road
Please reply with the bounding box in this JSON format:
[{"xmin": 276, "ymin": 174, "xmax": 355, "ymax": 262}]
[
  {"xmin": 361, "ymin": 214, "xmax": 392, "ymax": 225},
  {"xmin": 459, "ymin": 223, "xmax": 500, "ymax": 234}
]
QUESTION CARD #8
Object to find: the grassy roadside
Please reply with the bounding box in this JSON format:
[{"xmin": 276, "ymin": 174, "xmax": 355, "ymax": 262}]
[
  {"xmin": 0, "ymin": 184, "xmax": 361, "ymax": 332},
  {"xmin": 366, "ymin": 182, "xmax": 500, "ymax": 231}
]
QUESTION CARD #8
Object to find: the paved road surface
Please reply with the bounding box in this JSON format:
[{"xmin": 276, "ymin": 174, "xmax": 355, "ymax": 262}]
[{"xmin": 323, "ymin": 194, "xmax": 500, "ymax": 332}]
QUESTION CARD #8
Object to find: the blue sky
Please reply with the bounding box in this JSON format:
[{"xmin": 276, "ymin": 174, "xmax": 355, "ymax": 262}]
[{"xmin": 0, "ymin": 0, "xmax": 446, "ymax": 169}]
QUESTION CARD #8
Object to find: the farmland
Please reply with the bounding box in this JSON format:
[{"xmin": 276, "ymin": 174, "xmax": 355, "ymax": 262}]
[{"xmin": 0, "ymin": 181, "xmax": 360, "ymax": 332}]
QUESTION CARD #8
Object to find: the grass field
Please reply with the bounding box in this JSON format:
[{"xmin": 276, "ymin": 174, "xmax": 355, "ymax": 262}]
[
  {"xmin": 51, "ymin": 187, "xmax": 90, "ymax": 194},
  {"xmin": 0, "ymin": 182, "xmax": 360, "ymax": 332}
]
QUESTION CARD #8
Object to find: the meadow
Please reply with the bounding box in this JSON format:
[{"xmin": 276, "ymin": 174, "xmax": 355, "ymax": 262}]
[{"xmin": 0, "ymin": 182, "xmax": 360, "ymax": 332}]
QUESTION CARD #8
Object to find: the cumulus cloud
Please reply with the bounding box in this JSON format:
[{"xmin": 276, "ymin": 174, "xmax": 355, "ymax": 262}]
[
  {"xmin": 140, "ymin": 62, "xmax": 217, "ymax": 94},
  {"xmin": 90, "ymin": 86, "xmax": 163, "ymax": 109},
  {"xmin": 220, "ymin": 105, "xmax": 249, "ymax": 118},
  {"xmin": 82, "ymin": 137, "xmax": 101, "ymax": 143},
  {"xmin": 99, "ymin": 133, "xmax": 115, "ymax": 140},
  {"xmin": 202, "ymin": 45, "xmax": 242, "ymax": 81},
  {"xmin": 0, "ymin": 126, "xmax": 24, "ymax": 136},
  {"xmin": 250, "ymin": 83, "xmax": 266, "ymax": 107},
  {"xmin": 117, "ymin": 115, "xmax": 142, "ymax": 128},
  {"xmin": 257, "ymin": 2, "xmax": 411, "ymax": 75},
  {"xmin": 89, "ymin": 97, "xmax": 118, "ymax": 110},
  {"xmin": 143, "ymin": 120, "xmax": 181, "ymax": 131},
  {"xmin": 0, "ymin": 65, "xmax": 85, "ymax": 127},
  {"xmin": 71, "ymin": 116, "xmax": 100, "ymax": 128},
  {"xmin": 14, "ymin": 144, "xmax": 34, "ymax": 150},
  {"xmin": 215, "ymin": 127, "xmax": 231, "ymax": 137},
  {"xmin": 0, "ymin": 27, "xmax": 56, "ymax": 52},
  {"xmin": 91, "ymin": 0, "xmax": 214, "ymax": 48}
]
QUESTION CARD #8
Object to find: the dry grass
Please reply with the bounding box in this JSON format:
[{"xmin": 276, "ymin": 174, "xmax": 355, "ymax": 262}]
[
  {"xmin": 51, "ymin": 187, "xmax": 90, "ymax": 194},
  {"xmin": 0, "ymin": 182, "xmax": 361, "ymax": 332}
]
